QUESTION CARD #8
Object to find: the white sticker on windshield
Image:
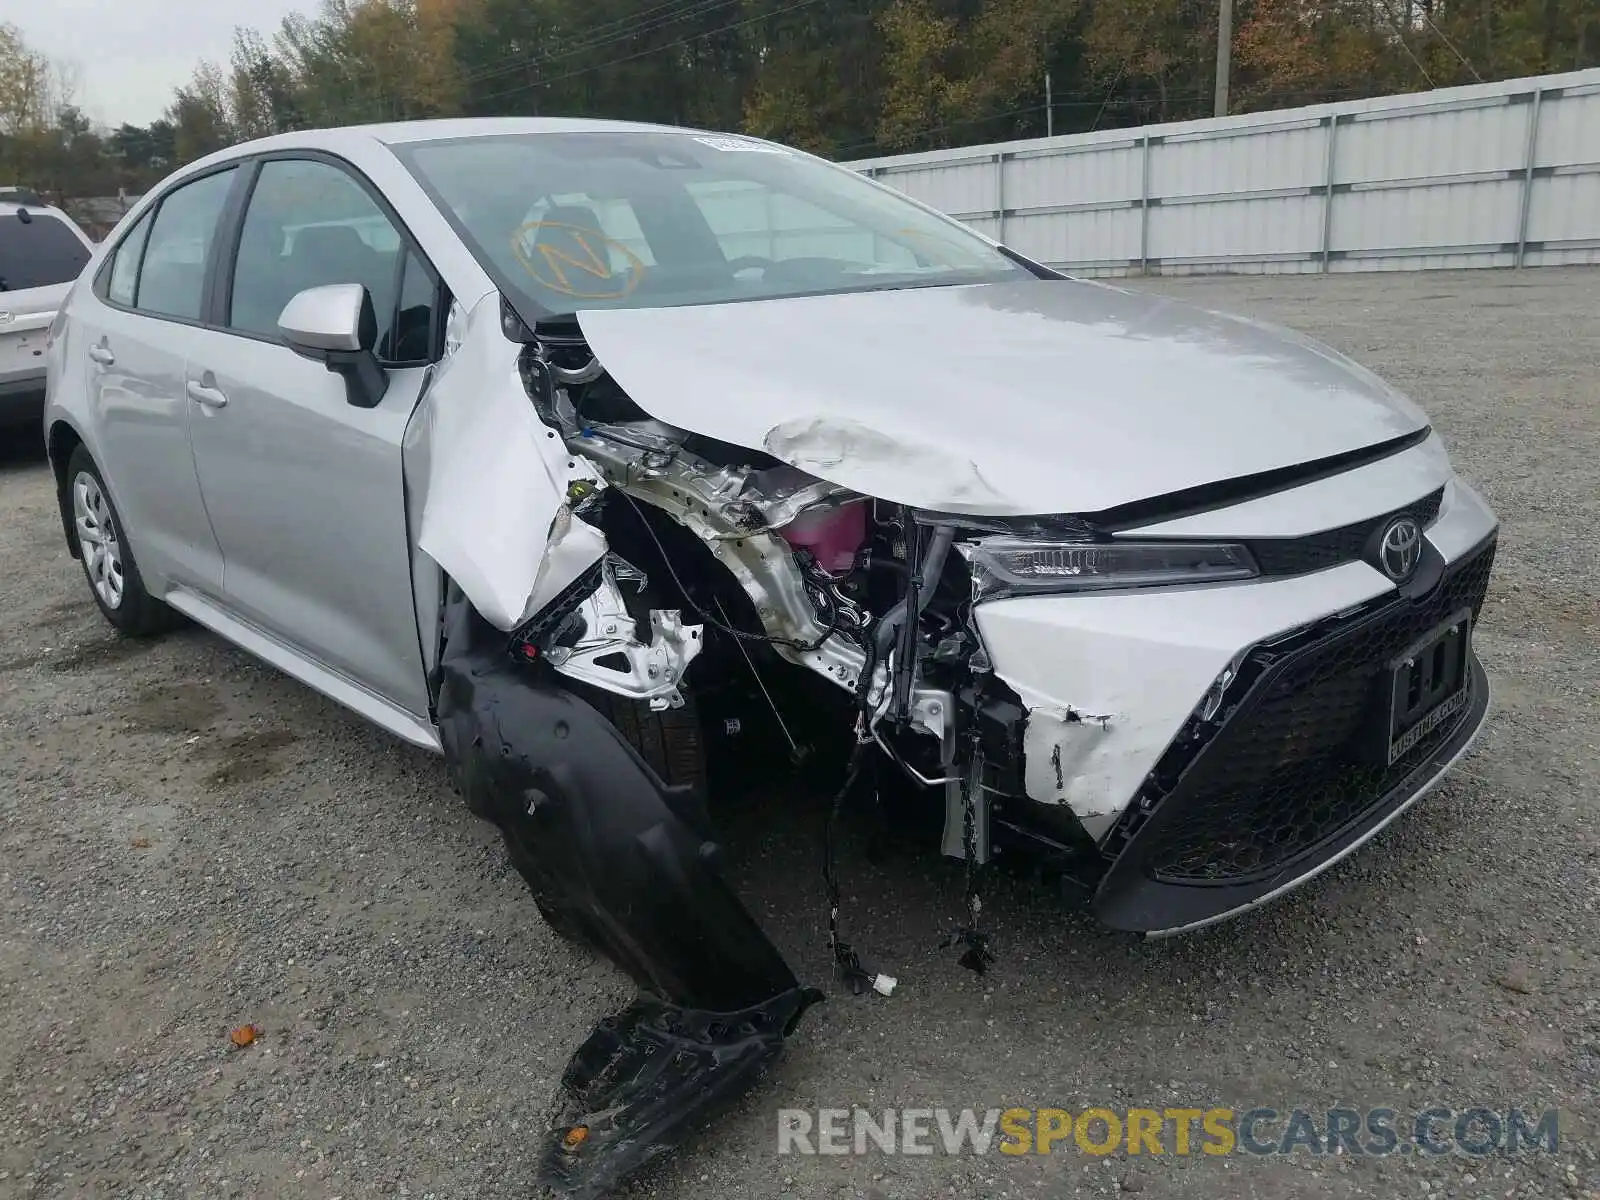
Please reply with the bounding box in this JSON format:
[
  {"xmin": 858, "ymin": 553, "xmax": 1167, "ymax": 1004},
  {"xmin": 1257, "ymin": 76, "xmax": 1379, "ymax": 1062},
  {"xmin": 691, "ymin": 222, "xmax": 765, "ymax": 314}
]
[{"xmin": 691, "ymin": 135, "xmax": 791, "ymax": 155}]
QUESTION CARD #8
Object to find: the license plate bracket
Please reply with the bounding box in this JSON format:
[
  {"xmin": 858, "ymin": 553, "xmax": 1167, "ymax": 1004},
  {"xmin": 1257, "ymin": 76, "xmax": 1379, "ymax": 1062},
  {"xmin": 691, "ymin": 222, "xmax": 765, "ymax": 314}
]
[{"xmin": 1384, "ymin": 607, "xmax": 1473, "ymax": 765}]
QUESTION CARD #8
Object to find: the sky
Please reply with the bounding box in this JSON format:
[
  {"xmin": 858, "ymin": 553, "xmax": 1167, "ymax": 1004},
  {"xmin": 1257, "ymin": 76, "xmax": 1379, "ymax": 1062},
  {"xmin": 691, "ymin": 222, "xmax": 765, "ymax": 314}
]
[{"xmin": 1, "ymin": 0, "xmax": 309, "ymax": 128}]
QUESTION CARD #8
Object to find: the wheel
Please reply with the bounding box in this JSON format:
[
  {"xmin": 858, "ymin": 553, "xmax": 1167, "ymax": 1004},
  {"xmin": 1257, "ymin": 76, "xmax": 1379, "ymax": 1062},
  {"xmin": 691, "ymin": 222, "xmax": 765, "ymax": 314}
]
[{"xmin": 66, "ymin": 446, "xmax": 180, "ymax": 636}]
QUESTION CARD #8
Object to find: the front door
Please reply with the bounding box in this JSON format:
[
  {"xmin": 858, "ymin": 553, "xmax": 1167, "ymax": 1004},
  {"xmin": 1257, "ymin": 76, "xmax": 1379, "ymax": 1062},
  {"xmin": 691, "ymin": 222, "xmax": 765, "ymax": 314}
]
[{"xmin": 185, "ymin": 156, "xmax": 442, "ymax": 719}]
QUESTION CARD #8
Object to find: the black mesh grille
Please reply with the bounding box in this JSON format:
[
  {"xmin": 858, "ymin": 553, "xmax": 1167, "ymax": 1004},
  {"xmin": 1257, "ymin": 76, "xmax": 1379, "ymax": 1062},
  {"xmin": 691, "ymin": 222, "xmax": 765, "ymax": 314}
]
[
  {"xmin": 1134, "ymin": 537, "xmax": 1495, "ymax": 885},
  {"xmin": 1246, "ymin": 487, "xmax": 1445, "ymax": 578}
]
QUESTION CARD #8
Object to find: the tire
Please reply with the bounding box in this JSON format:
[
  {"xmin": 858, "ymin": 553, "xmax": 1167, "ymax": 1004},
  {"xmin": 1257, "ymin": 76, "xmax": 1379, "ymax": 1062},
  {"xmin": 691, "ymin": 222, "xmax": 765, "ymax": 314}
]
[
  {"xmin": 65, "ymin": 446, "xmax": 181, "ymax": 636},
  {"xmin": 581, "ymin": 687, "xmax": 708, "ymax": 792}
]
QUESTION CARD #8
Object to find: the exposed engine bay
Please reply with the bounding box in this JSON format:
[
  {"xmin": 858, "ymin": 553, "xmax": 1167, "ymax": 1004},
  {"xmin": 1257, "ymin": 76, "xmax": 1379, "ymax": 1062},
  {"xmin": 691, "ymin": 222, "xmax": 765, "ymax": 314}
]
[{"xmin": 507, "ymin": 305, "xmax": 1091, "ymax": 866}]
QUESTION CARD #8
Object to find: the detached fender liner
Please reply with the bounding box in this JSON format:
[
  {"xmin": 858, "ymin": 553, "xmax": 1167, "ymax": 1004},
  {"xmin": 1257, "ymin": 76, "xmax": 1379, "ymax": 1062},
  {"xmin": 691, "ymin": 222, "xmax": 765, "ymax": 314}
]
[{"xmin": 436, "ymin": 585, "xmax": 819, "ymax": 1197}]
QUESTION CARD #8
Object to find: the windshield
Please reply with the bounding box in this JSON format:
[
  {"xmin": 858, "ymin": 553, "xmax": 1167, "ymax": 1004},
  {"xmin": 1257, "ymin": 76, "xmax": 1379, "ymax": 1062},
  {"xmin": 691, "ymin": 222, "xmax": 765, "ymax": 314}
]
[
  {"xmin": 0, "ymin": 211, "xmax": 90, "ymax": 291},
  {"xmin": 393, "ymin": 130, "xmax": 1033, "ymax": 317}
]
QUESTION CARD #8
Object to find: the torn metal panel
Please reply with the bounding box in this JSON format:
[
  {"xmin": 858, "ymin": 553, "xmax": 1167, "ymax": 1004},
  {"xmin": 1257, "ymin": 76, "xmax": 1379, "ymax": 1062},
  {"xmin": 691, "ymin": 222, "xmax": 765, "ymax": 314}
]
[
  {"xmin": 571, "ymin": 423, "xmax": 949, "ymax": 739},
  {"xmin": 410, "ymin": 292, "xmax": 602, "ymax": 631},
  {"xmin": 435, "ymin": 587, "xmax": 818, "ymax": 1197},
  {"xmin": 523, "ymin": 504, "xmax": 610, "ymax": 628}
]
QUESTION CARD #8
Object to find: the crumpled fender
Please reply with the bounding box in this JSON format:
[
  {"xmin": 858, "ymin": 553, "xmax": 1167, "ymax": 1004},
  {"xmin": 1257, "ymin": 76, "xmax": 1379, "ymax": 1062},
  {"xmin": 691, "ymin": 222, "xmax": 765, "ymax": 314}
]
[
  {"xmin": 435, "ymin": 585, "xmax": 819, "ymax": 1196},
  {"xmin": 411, "ymin": 293, "xmax": 603, "ymax": 631}
]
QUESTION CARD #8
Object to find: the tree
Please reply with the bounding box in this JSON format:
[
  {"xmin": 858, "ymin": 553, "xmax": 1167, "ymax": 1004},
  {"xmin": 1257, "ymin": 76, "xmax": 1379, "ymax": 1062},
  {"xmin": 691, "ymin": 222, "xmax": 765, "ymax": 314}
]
[
  {"xmin": 231, "ymin": 28, "xmax": 305, "ymax": 138},
  {"xmin": 0, "ymin": 23, "xmax": 53, "ymax": 138},
  {"xmin": 168, "ymin": 61, "xmax": 236, "ymax": 164},
  {"xmin": 875, "ymin": 0, "xmax": 971, "ymax": 151},
  {"xmin": 742, "ymin": 0, "xmax": 892, "ymax": 156}
]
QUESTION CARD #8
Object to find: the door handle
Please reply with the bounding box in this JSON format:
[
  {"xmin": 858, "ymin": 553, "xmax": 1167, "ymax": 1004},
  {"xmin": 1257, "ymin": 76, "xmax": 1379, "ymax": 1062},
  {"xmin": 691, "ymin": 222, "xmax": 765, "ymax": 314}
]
[
  {"xmin": 88, "ymin": 345, "xmax": 115, "ymax": 366},
  {"xmin": 186, "ymin": 379, "xmax": 228, "ymax": 409}
]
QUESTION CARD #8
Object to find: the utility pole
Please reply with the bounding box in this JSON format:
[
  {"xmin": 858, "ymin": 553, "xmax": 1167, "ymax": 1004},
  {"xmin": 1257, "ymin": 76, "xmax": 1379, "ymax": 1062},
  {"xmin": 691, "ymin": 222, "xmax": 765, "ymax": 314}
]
[
  {"xmin": 1214, "ymin": 0, "xmax": 1233, "ymax": 117},
  {"xmin": 1045, "ymin": 71, "xmax": 1054, "ymax": 137}
]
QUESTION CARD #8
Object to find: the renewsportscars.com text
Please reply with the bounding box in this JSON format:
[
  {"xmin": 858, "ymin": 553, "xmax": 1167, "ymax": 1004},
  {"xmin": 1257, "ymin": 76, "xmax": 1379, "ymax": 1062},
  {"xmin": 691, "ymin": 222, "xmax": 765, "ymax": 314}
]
[{"xmin": 777, "ymin": 1106, "xmax": 1560, "ymax": 1158}]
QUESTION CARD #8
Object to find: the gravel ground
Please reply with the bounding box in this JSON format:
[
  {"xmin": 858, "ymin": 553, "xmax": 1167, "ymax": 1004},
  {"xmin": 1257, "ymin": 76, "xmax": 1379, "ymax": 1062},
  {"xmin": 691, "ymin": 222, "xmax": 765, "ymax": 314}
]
[{"xmin": 1, "ymin": 266, "xmax": 1597, "ymax": 1200}]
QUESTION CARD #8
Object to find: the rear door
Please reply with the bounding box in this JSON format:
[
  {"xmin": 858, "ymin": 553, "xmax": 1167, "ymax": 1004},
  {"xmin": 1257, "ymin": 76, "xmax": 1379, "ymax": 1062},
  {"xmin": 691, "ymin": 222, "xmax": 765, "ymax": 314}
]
[
  {"xmin": 184, "ymin": 154, "xmax": 442, "ymax": 718},
  {"xmin": 72, "ymin": 168, "xmax": 240, "ymax": 595}
]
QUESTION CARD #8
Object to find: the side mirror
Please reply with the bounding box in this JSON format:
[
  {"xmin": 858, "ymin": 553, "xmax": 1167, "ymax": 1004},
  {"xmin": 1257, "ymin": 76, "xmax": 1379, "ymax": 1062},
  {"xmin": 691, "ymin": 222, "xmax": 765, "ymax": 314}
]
[{"xmin": 277, "ymin": 283, "xmax": 389, "ymax": 409}]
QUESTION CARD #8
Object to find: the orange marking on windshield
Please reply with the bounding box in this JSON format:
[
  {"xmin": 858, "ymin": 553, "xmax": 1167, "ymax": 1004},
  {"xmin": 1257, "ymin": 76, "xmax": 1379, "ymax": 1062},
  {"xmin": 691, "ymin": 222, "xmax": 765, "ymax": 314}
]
[{"xmin": 511, "ymin": 221, "xmax": 646, "ymax": 299}]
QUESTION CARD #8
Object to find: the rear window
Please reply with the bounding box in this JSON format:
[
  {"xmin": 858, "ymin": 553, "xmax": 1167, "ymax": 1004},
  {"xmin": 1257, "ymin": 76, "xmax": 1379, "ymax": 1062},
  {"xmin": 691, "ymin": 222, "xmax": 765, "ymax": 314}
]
[{"xmin": 0, "ymin": 212, "xmax": 90, "ymax": 291}]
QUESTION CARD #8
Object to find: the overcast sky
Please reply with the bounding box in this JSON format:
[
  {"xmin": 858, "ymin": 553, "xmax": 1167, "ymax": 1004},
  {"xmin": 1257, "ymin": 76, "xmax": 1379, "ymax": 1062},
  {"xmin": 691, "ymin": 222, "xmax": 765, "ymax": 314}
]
[{"xmin": 2, "ymin": 0, "xmax": 309, "ymax": 128}]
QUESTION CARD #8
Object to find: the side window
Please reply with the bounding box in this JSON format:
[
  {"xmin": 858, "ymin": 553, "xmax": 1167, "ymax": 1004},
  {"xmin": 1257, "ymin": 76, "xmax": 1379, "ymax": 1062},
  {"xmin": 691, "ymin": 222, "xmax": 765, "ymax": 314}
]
[
  {"xmin": 379, "ymin": 250, "xmax": 439, "ymax": 365},
  {"xmin": 137, "ymin": 168, "xmax": 237, "ymax": 320},
  {"xmin": 229, "ymin": 159, "xmax": 406, "ymax": 352},
  {"xmin": 104, "ymin": 211, "xmax": 152, "ymax": 307}
]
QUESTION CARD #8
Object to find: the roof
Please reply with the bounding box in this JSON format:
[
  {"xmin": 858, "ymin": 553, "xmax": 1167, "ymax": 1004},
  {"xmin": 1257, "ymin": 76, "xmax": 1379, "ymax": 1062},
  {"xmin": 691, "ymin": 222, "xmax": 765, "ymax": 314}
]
[
  {"xmin": 369, "ymin": 116, "xmax": 696, "ymax": 144},
  {"xmin": 0, "ymin": 200, "xmax": 75, "ymax": 220},
  {"xmin": 212, "ymin": 116, "xmax": 722, "ymax": 161}
]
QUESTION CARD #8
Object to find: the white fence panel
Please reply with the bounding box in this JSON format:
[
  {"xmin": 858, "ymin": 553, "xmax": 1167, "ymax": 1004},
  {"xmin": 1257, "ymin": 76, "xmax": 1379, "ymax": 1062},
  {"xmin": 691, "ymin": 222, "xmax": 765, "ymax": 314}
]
[{"xmin": 846, "ymin": 69, "xmax": 1600, "ymax": 276}]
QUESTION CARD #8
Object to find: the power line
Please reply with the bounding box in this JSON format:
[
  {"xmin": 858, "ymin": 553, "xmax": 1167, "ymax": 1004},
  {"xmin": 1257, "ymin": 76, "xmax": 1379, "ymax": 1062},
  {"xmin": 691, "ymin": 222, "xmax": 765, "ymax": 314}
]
[
  {"xmin": 470, "ymin": 0, "xmax": 830, "ymax": 109},
  {"xmin": 455, "ymin": 0, "xmax": 746, "ymax": 91},
  {"xmin": 1376, "ymin": 0, "xmax": 1437, "ymax": 87},
  {"xmin": 837, "ymin": 95, "xmax": 1202, "ymax": 159},
  {"xmin": 837, "ymin": 86, "xmax": 1374, "ymax": 159},
  {"xmin": 1419, "ymin": 12, "xmax": 1483, "ymax": 80}
]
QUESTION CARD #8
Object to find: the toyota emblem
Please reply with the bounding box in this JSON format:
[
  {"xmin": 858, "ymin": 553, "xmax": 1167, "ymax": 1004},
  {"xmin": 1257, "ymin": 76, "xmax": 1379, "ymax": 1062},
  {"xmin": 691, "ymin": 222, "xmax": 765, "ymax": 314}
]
[{"xmin": 1378, "ymin": 515, "xmax": 1422, "ymax": 581}]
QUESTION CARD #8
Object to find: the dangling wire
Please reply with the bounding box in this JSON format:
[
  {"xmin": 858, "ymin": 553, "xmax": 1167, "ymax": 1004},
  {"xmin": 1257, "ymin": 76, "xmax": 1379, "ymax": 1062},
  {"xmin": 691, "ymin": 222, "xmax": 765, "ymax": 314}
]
[
  {"xmin": 941, "ymin": 731, "xmax": 994, "ymax": 975},
  {"xmin": 818, "ymin": 617, "xmax": 896, "ymax": 997},
  {"xmin": 822, "ymin": 739, "xmax": 876, "ymax": 994}
]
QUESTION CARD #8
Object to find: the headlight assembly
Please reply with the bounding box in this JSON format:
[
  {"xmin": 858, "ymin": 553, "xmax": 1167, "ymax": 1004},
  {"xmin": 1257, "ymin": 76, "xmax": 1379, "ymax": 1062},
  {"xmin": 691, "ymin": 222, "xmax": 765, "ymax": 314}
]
[{"xmin": 962, "ymin": 537, "xmax": 1258, "ymax": 600}]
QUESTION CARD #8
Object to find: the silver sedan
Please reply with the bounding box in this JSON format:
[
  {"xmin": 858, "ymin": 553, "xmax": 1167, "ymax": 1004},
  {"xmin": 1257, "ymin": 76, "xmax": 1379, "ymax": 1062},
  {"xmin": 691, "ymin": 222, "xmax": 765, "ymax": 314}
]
[{"xmin": 42, "ymin": 118, "xmax": 1498, "ymax": 1197}]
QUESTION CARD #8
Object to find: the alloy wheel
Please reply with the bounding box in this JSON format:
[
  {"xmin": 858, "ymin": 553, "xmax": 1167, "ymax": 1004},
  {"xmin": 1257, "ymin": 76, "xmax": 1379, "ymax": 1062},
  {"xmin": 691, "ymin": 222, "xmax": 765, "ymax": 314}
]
[{"xmin": 72, "ymin": 471, "xmax": 125, "ymax": 610}]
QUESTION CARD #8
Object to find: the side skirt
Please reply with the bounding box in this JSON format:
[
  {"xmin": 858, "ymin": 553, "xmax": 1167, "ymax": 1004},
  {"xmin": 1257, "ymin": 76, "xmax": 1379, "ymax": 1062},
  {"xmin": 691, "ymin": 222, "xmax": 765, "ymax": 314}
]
[{"xmin": 162, "ymin": 585, "xmax": 441, "ymax": 751}]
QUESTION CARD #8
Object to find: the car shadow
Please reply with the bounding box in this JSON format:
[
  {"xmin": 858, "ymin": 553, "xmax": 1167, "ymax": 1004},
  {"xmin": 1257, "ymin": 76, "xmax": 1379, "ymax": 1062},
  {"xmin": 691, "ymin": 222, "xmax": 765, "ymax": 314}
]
[{"xmin": 0, "ymin": 430, "xmax": 49, "ymax": 472}]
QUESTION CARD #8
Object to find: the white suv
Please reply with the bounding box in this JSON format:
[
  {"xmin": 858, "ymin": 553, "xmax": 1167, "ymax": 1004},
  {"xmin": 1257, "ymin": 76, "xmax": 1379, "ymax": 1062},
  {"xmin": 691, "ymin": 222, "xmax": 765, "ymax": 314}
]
[{"xmin": 1, "ymin": 199, "xmax": 93, "ymax": 430}]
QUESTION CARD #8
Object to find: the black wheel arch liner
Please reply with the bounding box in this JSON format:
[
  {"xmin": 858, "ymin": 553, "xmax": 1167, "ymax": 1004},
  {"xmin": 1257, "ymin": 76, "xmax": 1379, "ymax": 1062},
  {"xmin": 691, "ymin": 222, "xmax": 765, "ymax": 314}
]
[{"xmin": 434, "ymin": 582, "xmax": 820, "ymax": 1196}]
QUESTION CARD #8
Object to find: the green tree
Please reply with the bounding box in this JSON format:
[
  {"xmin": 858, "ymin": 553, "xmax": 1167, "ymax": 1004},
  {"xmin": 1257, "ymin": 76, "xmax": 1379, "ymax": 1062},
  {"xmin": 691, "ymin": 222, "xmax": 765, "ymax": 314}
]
[{"xmin": 167, "ymin": 61, "xmax": 236, "ymax": 163}]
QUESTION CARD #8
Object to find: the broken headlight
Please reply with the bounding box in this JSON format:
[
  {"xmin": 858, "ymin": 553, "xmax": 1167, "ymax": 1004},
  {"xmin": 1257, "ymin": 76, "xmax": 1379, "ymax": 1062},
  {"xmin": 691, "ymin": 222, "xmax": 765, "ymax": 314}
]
[{"xmin": 962, "ymin": 538, "xmax": 1258, "ymax": 600}]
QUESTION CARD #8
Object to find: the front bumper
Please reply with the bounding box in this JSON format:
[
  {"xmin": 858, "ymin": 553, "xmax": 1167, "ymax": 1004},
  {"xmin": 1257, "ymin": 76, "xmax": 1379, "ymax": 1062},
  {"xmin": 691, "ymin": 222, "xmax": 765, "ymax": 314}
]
[
  {"xmin": 971, "ymin": 474, "xmax": 1499, "ymax": 932},
  {"xmin": 1095, "ymin": 537, "xmax": 1494, "ymax": 934}
]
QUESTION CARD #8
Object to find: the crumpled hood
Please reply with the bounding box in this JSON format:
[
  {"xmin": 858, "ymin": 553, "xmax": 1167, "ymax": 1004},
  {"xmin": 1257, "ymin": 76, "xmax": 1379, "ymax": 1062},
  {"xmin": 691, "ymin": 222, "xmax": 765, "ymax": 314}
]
[{"xmin": 575, "ymin": 278, "xmax": 1430, "ymax": 516}]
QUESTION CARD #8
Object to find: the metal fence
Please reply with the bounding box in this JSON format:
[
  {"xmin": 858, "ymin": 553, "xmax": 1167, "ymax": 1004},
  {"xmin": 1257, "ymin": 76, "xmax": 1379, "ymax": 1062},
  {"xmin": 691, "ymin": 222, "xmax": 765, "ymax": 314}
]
[{"xmin": 846, "ymin": 68, "xmax": 1600, "ymax": 276}]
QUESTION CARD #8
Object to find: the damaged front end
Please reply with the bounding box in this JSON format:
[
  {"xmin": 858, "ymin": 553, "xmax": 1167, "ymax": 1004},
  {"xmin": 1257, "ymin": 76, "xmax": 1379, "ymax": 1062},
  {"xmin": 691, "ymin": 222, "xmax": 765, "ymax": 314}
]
[{"xmin": 414, "ymin": 294, "xmax": 1132, "ymax": 1196}]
